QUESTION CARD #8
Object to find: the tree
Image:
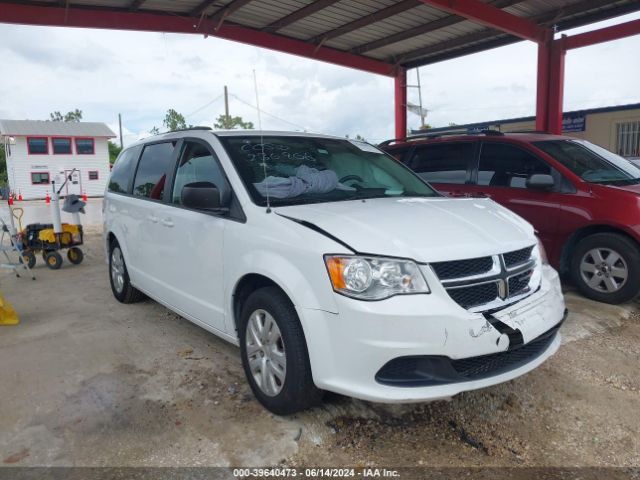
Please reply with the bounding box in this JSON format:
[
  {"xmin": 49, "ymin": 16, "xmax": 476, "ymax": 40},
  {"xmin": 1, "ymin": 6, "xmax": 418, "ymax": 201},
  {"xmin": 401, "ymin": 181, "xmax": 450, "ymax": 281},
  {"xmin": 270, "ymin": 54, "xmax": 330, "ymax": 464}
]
[
  {"xmin": 0, "ymin": 144, "xmax": 8, "ymax": 187},
  {"xmin": 49, "ymin": 109, "xmax": 83, "ymax": 122},
  {"xmin": 149, "ymin": 109, "xmax": 192, "ymax": 134},
  {"xmin": 108, "ymin": 141, "xmax": 122, "ymax": 164},
  {"xmin": 163, "ymin": 109, "xmax": 189, "ymax": 131},
  {"xmin": 214, "ymin": 114, "xmax": 253, "ymax": 130}
]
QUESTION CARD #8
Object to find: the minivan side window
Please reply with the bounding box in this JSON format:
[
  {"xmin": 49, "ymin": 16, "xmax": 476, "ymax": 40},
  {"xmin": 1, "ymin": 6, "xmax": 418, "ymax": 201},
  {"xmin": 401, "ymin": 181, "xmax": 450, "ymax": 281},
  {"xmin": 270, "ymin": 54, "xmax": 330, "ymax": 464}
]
[
  {"xmin": 108, "ymin": 146, "xmax": 141, "ymax": 194},
  {"xmin": 172, "ymin": 141, "xmax": 227, "ymax": 205},
  {"xmin": 133, "ymin": 142, "xmax": 176, "ymax": 200},
  {"xmin": 478, "ymin": 143, "xmax": 552, "ymax": 188},
  {"xmin": 409, "ymin": 143, "xmax": 473, "ymax": 184}
]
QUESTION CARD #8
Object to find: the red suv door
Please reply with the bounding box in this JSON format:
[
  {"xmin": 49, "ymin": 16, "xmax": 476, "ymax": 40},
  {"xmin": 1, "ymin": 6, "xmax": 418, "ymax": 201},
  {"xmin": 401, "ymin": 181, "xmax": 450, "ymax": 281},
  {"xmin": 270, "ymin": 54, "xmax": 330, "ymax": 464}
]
[
  {"xmin": 463, "ymin": 141, "xmax": 570, "ymax": 260},
  {"xmin": 405, "ymin": 141, "xmax": 477, "ymax": 196}
]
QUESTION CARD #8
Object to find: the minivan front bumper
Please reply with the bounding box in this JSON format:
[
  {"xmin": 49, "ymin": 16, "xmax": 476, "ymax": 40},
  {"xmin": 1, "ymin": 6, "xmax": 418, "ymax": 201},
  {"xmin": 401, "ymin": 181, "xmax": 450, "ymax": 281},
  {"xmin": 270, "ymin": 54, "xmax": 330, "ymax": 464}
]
[{"xmin": 299, "ymin": 265, "xmax": 565, "ymax": 403}]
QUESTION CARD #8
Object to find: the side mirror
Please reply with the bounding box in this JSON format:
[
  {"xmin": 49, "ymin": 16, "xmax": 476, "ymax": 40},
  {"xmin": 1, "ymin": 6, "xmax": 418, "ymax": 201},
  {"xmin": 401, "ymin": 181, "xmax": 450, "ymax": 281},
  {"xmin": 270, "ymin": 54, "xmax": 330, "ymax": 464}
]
[
  {"xmin": 181, "ymin": 182, "xmax": 228, "ymax": 212},
  {"xmin": 526, "ymin": 174, "xmax": 555, "ymax": 190}
]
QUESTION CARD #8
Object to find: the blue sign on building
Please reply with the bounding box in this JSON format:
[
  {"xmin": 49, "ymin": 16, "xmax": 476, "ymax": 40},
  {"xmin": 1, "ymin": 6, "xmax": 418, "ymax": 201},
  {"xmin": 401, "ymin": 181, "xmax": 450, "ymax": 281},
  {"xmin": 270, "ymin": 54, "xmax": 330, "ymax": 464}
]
[{"xmin": 562, "ymin": 115, "xmax": 586, "ymax": 132}]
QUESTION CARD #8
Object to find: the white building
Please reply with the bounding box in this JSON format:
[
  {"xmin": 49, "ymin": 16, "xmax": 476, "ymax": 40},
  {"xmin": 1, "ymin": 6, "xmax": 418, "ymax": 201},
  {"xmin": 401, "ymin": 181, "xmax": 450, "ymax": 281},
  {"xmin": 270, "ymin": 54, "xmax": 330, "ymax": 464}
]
[{"xmin": 0, "ymin": 119, "xmax": 116, "ymax": 200}]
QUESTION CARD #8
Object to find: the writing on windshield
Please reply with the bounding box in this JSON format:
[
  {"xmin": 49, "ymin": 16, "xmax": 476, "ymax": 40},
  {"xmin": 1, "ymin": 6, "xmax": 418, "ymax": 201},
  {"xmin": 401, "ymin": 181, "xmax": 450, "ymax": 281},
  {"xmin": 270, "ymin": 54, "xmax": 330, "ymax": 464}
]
[{"xmin": 219, "ymin": 136, "xmax": 437, "ymax": 206}]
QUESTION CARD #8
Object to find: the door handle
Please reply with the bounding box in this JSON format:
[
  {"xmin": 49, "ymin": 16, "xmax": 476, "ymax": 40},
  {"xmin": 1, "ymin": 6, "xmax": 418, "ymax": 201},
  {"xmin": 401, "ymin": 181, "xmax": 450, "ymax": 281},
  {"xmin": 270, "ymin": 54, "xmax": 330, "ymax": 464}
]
[
  {"xmin": 161, "ymin": 218, "xmax": 174, "ymax": 228},
  {"xmin": 147, "ymin": 215, "xmax": 158, "ymax": 223}
]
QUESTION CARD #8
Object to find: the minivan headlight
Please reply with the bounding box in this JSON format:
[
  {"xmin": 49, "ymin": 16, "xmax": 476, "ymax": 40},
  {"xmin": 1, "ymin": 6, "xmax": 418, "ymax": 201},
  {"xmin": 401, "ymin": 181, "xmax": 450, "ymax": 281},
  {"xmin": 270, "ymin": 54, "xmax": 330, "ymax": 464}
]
[{"xmin": 324, "ymin": 255, "xmax": 429, "ymax": 300}]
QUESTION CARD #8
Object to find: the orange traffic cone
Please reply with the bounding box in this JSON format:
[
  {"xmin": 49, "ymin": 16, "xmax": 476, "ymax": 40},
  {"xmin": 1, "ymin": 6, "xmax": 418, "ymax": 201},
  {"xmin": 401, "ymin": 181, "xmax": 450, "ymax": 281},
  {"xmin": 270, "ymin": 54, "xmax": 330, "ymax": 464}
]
[
  {"xmin": 17, "ymin": 191, "xmax": 22, "ymax": 201},
  {"xmin": 82, "ymin": 191, "xmax": 87, "ymax": 202},
  {"xmin": 45, "ymin": 191, "xmax": 51, "ymax": 204}
]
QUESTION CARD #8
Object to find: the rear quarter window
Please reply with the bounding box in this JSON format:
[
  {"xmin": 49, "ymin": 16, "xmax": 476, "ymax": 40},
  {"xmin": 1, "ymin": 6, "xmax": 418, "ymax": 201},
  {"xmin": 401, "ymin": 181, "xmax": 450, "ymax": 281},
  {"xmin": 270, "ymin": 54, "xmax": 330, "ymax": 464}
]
[
  {"xmin": 108, "ymin": 146, "xmax": 141, "ymax": 194},
  {"xmin": 409, "ymin": 142, "xmax": 474, "ymax": 184}
]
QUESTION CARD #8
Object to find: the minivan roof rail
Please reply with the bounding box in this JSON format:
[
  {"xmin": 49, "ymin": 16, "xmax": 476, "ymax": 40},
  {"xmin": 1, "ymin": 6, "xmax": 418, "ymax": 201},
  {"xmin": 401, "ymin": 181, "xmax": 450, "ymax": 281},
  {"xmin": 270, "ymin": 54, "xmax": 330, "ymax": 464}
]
[
  {"xmin": 378, "ymin": 128, "xmax": 503, "ymax": 147},
  {"xmin": 505, "ymin": 129, "xmax": 550, "ymax": 134},
  {"xmin": 171, "ymin": 126, "xmax": 212, "ymax": 132}
]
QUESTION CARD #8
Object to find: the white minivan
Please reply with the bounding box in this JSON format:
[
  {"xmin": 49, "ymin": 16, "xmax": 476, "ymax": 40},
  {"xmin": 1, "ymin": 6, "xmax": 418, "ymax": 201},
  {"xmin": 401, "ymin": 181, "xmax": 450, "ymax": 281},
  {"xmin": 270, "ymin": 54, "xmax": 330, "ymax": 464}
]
[{"xmin": 104, "ymin": 128, "xmax": 567, "ymax": 414}]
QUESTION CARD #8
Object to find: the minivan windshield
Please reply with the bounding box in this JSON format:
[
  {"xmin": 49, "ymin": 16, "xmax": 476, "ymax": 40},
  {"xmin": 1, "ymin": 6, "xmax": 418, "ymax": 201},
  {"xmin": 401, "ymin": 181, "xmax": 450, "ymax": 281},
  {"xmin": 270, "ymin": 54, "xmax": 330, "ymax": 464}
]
[
  {"xmin": 219, "ymin": 135, "xmax": 438, "ymax": 206},
  {"xmin": 534, "ymin": 139, "xmax": 640, "ymax": 185}
]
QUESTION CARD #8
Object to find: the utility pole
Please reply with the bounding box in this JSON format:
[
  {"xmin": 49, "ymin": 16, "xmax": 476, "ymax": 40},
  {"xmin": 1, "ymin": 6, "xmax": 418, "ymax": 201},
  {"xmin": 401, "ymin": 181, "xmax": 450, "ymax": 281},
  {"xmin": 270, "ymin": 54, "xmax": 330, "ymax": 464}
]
[
  {"xmin": 224, "ymin": 85, "xmax": 229, "ymax": 118},
  {"xmin": 416, "ymin": 68, "xmax": 425, "ymax": 129},
  {"xmin": 118, "ymin": 113, "xmax": 123, "ymax": 148}
]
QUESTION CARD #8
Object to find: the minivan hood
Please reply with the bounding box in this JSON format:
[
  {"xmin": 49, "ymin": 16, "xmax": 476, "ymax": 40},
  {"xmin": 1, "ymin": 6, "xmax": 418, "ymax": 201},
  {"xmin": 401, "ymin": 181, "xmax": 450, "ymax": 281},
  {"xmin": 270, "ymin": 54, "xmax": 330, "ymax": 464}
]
[{"xmin": 275, "ymin": 197, "xmax": 535, "ymax": 263}]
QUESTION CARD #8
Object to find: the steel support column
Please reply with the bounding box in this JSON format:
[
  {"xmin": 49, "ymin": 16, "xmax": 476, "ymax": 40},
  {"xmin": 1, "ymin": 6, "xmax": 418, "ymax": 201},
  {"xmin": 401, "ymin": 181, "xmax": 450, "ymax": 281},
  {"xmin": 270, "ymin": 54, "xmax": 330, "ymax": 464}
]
[
  {"xmin": 536, "ymin": 36, "xmax": 565, "ymax": 134},
  {"xmin": 395, "ymin": 68, "xmax": 408, "ymax": 140},
  {"xmin": 535, "ymin": 33, "xmax": 551, "ymax": 132},
  {"xmin": 547, "ymin": 40, "xmax": 566, "ymax": 135}
]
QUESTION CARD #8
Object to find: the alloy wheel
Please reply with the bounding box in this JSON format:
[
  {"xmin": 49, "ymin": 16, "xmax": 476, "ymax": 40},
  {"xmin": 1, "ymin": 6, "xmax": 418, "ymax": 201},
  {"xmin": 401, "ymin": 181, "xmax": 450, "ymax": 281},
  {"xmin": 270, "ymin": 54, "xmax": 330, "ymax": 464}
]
[
  {"xmin": 111, "ymin": 247, "xmax": 125, "ymax": 294},
  {"xmin": 580, "ymin": 247, "xmax": 628, "ymax": 293},
  {"xmin": 245, "ymin": 309, "xmax": 286, "ymax": 397}
]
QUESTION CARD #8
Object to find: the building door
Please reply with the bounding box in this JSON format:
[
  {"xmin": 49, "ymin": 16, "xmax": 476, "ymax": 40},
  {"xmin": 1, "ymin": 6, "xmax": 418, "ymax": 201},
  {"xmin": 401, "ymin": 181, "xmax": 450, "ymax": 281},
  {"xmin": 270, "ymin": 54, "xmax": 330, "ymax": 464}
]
[{"xmin": 64, "ymin": 169, "xmax": 82, "ymax": 196}]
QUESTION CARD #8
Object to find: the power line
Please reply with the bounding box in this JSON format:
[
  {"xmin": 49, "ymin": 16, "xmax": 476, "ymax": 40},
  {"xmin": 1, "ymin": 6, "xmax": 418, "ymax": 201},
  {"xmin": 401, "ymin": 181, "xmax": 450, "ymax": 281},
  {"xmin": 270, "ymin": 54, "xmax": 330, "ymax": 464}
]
[
  {"xmin": 229, "ymin": 93, "xmax": 307, "ymax": 131},
  {"xmin": 185, "ymin": 93, "xmax": 224, "ymax": 119}
]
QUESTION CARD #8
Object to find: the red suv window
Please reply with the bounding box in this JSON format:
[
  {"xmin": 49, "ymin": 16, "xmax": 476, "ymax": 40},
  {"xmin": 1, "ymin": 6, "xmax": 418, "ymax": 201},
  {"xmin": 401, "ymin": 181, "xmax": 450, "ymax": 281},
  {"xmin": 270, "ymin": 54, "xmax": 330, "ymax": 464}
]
[
  {"xmin": 478, "ymin": 142, "xmax": 553, "ymax": 188},
  {"xmin": 409, "ymin": 142, "xmax": 474, "ymax": 184}
]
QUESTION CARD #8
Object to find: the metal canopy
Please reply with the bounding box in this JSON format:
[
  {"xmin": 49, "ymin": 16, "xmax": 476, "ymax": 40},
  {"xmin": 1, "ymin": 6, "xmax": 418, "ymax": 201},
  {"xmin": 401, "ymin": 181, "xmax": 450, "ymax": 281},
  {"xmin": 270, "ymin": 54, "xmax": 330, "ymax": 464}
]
[{"xmin": 1, "ymin": 0, "xmax": 639, "ymax": 75}]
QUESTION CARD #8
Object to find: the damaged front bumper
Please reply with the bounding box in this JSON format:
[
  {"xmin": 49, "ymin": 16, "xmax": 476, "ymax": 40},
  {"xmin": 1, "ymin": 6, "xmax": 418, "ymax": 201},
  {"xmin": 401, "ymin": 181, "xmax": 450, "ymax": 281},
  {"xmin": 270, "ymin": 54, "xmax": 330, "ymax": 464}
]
[{"xmin": 299, "ymin": 265, "xmax": 566, "ymax": 403}]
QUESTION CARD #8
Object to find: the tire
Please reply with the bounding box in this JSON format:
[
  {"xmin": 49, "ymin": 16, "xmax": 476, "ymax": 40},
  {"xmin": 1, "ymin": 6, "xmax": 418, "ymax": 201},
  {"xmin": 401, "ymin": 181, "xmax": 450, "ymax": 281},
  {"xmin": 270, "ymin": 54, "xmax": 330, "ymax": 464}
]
[
  {"xmin": 571, "ymin": 233, "xmax": 640, "ymax": 304},
  {"xmin": 109, "ymin": 240, "xmax": 145, "ymax": 304},
  {"xmin": 45, "ymin": 251, "xmax": 63, "ymax": 270},
  {"xmin": 21, "ymin": 251, "xmax": 36, "ymax": 269},
  {"xmin": 67, "ymin": 247, "xmax": 84, "ymax": 265},
  {"xmin": 239, "ymin": 286, "xmax": 322, "ymax": 414}
]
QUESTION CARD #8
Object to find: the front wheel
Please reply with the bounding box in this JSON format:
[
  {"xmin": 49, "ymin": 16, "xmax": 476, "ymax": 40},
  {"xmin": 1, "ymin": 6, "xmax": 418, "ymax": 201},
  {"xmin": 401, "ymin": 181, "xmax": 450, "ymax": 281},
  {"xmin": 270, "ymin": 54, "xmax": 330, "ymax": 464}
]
[
  {"xmin": 45, "ymin": 252, "xmax": 63, "ymax": 270},
  {"xmin": 21, "ymin": 251, "xmax": 36, "ymax": 269},
  {"xmin": 239, "ymin": 286, "xmax": 322, "ymax": 414},
  {"xmin": 571, "ymin": 233, "xmax": 640, "ymax": 304}
]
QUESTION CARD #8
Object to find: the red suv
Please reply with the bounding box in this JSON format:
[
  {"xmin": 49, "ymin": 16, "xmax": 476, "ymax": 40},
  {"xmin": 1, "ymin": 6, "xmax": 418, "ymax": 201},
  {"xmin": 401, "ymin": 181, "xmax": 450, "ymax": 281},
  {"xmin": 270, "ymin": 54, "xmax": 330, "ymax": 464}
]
[{"xmin": 381, "ymin": 132, "xmax": 640, "ymax": 304}]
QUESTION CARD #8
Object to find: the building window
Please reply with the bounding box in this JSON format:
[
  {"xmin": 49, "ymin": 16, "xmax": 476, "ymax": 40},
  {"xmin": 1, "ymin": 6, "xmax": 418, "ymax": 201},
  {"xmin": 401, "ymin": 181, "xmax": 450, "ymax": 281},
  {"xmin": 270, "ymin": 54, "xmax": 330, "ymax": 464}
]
[
  {"xmin": 31, "ymin": 172, "xmax": 50, "ymax": 185},
  {"xmin": 88, "ymin": 171, "xmax": 99, "ymax": 180},
  {"xmin": 75, "ymin": 138, "xmax": 95, "ymax": 154},
  {"xmin": 616, "ymin": 121, "xmax": 640, "ymax": 157},
  {"xmin": 27, "ymin": 137, "xmax": 48, "ymax": 154},
  {"xmin": 52, "ymin": 137, "xmax": 72, "ymax": 154}
]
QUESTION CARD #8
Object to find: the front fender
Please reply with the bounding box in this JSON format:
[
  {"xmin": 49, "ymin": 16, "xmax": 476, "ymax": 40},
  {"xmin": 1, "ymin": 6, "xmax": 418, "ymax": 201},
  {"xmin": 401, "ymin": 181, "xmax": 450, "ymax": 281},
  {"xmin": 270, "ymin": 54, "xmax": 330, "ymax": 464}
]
[{"xmin": 224, "ymin": 248, "xmax": 339, "ymax": 334}]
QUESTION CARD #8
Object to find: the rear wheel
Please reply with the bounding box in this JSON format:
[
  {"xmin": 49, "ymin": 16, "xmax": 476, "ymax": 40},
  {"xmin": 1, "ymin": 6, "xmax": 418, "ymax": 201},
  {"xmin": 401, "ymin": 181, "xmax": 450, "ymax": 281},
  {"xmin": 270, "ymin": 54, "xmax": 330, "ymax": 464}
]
[
  {"xmin": 67, "ymin": 247, "xmax": 83, "ymax": 265},
  {"xmin": 239, "ymin": 286, "xmax": 322, "ymax": 414},
  {"xmin": 571, "ymin": 233, "xmax": 640, "ymax": 304},
  {"xmin": 109, "ymin": 240, "xmax": 145, "ymax": 303}
]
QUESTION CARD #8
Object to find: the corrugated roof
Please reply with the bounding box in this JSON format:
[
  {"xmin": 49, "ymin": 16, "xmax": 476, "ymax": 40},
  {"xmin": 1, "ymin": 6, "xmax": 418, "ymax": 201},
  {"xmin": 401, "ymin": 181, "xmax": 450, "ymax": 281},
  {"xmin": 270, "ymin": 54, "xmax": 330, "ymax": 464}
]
[
  {"xmin": 1, "ymin": 0, "xmax": 639, "ymax": 70},
  {"xmin": 0, "ymin": 120, "xmax": 116, "ymax": 137}
]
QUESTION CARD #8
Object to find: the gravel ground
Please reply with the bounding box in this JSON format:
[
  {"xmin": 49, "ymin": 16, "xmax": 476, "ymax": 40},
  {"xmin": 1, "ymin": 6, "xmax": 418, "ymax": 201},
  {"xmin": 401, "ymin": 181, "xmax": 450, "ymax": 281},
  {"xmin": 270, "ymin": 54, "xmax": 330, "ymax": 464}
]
[{"xmin": 0, "ymin": 230, "xmax": 638, "ymax": 470}]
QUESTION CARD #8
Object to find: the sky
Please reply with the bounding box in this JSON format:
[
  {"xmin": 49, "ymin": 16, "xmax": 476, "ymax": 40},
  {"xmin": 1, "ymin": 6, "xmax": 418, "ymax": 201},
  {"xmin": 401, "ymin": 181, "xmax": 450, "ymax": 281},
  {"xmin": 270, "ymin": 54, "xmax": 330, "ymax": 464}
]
[{"xmin": 0, "ymin": 11, "xmax": 639, "ymax": 146}]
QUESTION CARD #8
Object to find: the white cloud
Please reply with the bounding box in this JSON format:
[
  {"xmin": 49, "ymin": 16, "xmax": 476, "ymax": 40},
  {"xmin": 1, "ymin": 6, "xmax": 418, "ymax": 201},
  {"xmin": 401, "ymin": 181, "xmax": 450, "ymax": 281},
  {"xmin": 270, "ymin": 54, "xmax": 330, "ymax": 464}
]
[{"xmin": 0, "ymin": 10, "xmax": 638, "ymax": 144}]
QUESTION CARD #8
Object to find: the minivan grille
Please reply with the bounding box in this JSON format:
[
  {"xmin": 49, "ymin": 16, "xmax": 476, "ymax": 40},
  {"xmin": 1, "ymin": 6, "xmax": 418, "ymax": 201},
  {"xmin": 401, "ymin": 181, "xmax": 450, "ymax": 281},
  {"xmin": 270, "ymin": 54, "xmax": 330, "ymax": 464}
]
[
  {"xmin": 448, "ymin": 283, "xmax": 498, "ymax": 310},
  {"xmin": 431, "ymin": 245, "xmax": 536, "ymax": 312},
  {"xmin": 431, "ymin": 256, "xmax": 493, "ymax": 280},
  {"xmin": 504, "ymin": 246, "xmax": 534, "ymax": 268}
]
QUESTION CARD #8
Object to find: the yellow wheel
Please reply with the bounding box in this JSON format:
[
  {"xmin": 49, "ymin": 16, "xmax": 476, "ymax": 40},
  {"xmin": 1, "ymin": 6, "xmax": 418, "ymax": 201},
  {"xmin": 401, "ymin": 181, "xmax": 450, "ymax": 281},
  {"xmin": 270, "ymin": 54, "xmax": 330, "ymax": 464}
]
[
  {"xmin": 45, "ymin": 252, "xmax": 63, "ymax": 270},
  {"xmin": 67, "ymin": 247, "xmax": 84, "ymax": 265},
  {"xmin": 21, "ymin": 251, "xmax": 36, "ymax": 269}
]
